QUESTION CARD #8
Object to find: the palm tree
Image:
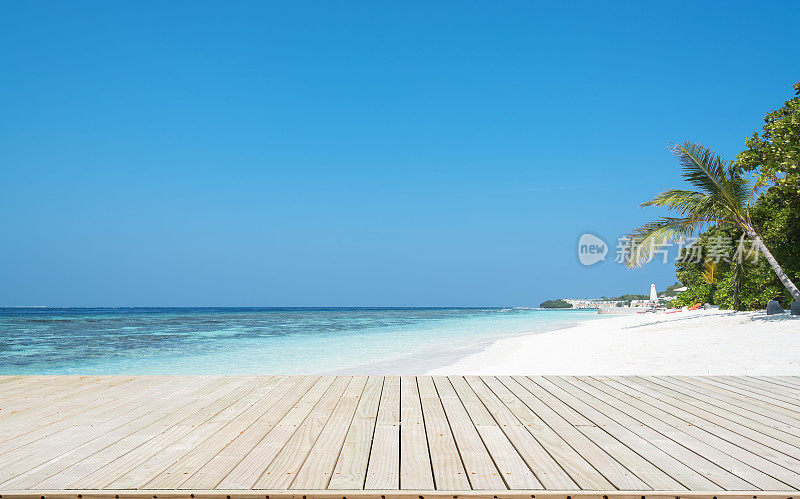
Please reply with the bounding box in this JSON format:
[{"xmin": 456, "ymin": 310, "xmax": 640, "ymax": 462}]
[{"xmin": 626, "ymin": 141, "xmax": 800, "ymax": 302}]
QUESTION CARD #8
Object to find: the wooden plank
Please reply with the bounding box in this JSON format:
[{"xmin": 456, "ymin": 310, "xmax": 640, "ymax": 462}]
[
  {"xmin": 587, "ymin": 376, "xmax": 795, "ymax": 491},
  {"xmin": 0, "ymin": 378, "xmax": 224, "ymax": 486},
  {"xmin": 560, "ymin": 376, "xmax": 758, "ymax": 491},
  {"xmin": 364, "ymin": 376, "xmax": 400, "ymax": 490},
  {"xmin": 546, "ymin": 376, "xmax": 732, "ymax": 490},
  {"xmin": 84, "ymin": 377, "xmax": 286, "ymax": 489},
  {"xmin": 168, "ymin": 376, "xmax": 321, "ymax": 490},
  {"xmin": 462, "ymin": 376, "xmax": 577, "ymax": 490},
  {"xmin": 735, "ymin": 376, "xmax": 800, "ymax": 396},
  {"xmin": 290, "ymin": 376, "xmax": 369, "ymax": 489},
  {"xmin": 1, "ymin": 375, "xmax": 800, "ymax": 496},
  {"xmin": 416, "ymin": 376, "xmax": 469, "ymax": 490},
  {"xmin": 216, "ymin": 376, "xmax": 338, "ymax": 489},
  {"xmin": 0, "ymin": 377, "xmax": 226, "ymax": 488},
  {"xmin": 0, "ymin": 376, "xmax": 194, "ymax": 453},
  {"xmin": 637, "ymin": 377, "xmax": 800, "ymax": 457},
  {"xmin": 0, "ymin": 377, "xmax": 170, "ymax": 446},
  {"xmin": 0, "ymin": 375, "xmax": 24, "ymax": 385},
  {"xmin": 432, "ymin": 376, "xmax": 503, "ymax": 490},
  {"xmin": 253, "ymin": 376, "xmax": 356, "ymax": 489},
  {"xmin": 399, "ymin": 376, "xmax": 434, "ymax": 490},
  {"xmin": 0, "ymin": 375, "xmax": 64, "ymax": 392},
  {"xmin": 519, "ymin": 377, "xmax": 682, "ymax": 490},
  {"xmin": 681, "ymin": 377, "xmax": 800, "ymax": 416},
  {"xmin": 708, "ymin": 376, "xmax": 800, "ymax": 409},
  {"xmin": 751, "ymin": 376, "xmax": 800, "ymax": 392},
  {"xmin": 0, "ymin": 376, "xmax": 120, "ymax": 416},
  {"xmin": 328, "ymin": 376, "xmax": 383, "ymax": 490},
  {"xmin": 502, "ymin": 376, "xmax": 648, "ymax": 490},
  {"xmin": 0, "ymin": 376, "xmax": 92, "ymax": 401},
  {"xmin": 615, "ymin": 377, "xmax": 800, "ymax": 483},
  {"xmin": 658, "ymin": 376, "xmax": 800, "ymax": 433},
  {"xmin": 451, "ymin": 377, "xmax": 541, "ymax": 490},
  {"xmin": 479, "ymin": 376, "xmax": 614, "ymax": 490},
  {"xmin": 31, "ymin": 377, "xmax": 262, "ymax": 490},
  {"xmin": 0, "ymin": 491, "xmax": 798, "ymax": 499}
]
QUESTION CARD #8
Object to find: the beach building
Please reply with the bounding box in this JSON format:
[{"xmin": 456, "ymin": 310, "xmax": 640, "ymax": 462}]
[{"xmin": 563, "ymin": 298, "xmax": 618, "ymax": 309}]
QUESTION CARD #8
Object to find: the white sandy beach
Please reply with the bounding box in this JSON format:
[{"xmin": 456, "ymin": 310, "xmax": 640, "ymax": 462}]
[{"xmin": 429, "ymin": 309, "xmax": 800, "ymax": 375}]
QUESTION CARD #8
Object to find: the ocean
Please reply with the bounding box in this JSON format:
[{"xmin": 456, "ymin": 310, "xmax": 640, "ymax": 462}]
[{"xmin": 0, "ymin": 307, "xmax": 599, "ymax": 374}]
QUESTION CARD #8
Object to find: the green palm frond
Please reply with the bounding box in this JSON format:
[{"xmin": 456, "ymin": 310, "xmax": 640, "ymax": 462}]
[
  {"xmin": 627, "ymin": 142, "xmax": 758, "ymax": 268},
  {"xmin": 640, "ymin": 188, "xmax": 730, "ymax": 222},
  {"xmin": 727, "ymin": 168, "xmax": 751, "ymax": 210},
  {"xmin": 626, "ymin": 216, "xmax": 718, "ymax": 267},
  {"xmin": 640, "ymin": 189, "xmax": 707, "ymax": 214},
  {"xmin": 674, "ymin": 143, "xmax": 727, "ymax": 193},
  {"xmin": 673, "ymin": 142, "xmax": 751, "ymax": 222}
]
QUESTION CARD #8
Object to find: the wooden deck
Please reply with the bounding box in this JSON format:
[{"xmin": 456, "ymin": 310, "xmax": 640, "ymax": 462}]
[{"xmin": 1, "ymin": 376, "xmax": 799, "ymax": 499}]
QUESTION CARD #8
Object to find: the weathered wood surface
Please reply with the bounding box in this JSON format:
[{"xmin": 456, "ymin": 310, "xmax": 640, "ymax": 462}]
[{"xmin": 1, "ymin": 376, "xmax": 799, "ymax": 497}]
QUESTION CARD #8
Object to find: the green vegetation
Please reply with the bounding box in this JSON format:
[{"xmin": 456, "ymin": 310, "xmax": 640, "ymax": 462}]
[
  {"xmin": 627, "ymin": 82, "xmax": 800, "ymax": 309},
  {"xmin": 660, "ymin": 282, "xmax": 682, "ymax": 297},
  {"xmin": 601, "ymin": 294, "xmax": 649, "ymax": 301},
  {"xmin": 539, "ymin": 299, "xmax": 573, "ymax": 309}
]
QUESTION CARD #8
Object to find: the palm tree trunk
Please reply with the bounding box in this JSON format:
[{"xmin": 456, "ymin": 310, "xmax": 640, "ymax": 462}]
[{"xmin": 747, "ymin": 231, "xmax": 800, "ymax": 301}]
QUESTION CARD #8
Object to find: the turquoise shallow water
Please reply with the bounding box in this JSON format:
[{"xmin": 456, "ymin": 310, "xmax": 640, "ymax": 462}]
[{"xmin": 0, "ymin": 307, "xmax": 599, "ymax": 374}]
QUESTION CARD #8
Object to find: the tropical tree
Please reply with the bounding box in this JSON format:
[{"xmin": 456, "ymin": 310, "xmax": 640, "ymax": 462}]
[
  {"xmin": 626, "ymin": 141, "xmax": 800, "ymax": 301},
  {"xmin": 737, "ymin": 82, "xmax": 800, "ymax": 195},
  {"xmin": 702, "ymin": 260, "xmax": 718, "ymax": 304}
]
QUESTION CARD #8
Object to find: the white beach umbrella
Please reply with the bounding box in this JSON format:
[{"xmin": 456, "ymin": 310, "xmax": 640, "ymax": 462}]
[{"xmin": 650, "ymin": 283, "xmax": 658, "ymax": 302}]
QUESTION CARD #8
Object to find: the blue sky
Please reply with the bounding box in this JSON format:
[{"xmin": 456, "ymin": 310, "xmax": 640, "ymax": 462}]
[{"xmin": 2, "ymin": 1, "xmax": 799, "ymax": 307}]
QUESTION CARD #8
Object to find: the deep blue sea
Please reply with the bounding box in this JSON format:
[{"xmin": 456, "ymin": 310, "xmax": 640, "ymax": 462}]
[{"xmin": 0, "ymin": 307, "xmax": 599, "ymax": 374}]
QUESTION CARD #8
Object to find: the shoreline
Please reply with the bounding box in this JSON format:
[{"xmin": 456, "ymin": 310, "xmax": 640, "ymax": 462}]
[
  {"xmin": 0, "ymin": 308, "xmax": 597, "ymax": 375},
  {"xmin": 427, "ymin": 308, "xmax": 800, "ymax": 375},
  {"xmin": 328, "ymin": 314, "xmax": 605, "ymax": 375}
]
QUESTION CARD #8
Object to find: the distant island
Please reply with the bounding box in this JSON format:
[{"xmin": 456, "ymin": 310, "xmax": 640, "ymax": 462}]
[
  {"xmin": 539, "ymin": 299, "xmax": 572, "ymax": 309},
  {"xmin": 540, "ymin": 285, "xmax": 685, "ymax": 309}
]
